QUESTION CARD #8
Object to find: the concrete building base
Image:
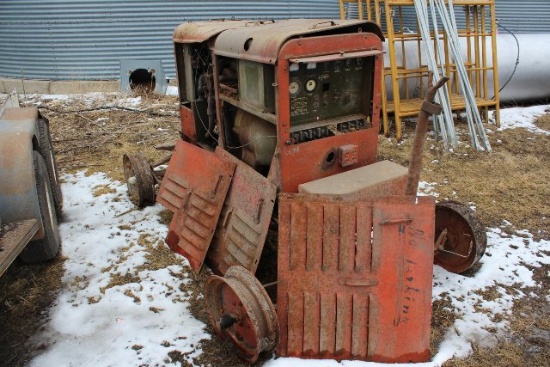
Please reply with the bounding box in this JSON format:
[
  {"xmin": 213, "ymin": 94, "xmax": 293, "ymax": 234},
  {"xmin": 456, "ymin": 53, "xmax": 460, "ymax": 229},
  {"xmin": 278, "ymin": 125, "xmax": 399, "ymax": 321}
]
[{"xmin": 0, "ymin": 78, "xmax": 120, "ymax": 94}]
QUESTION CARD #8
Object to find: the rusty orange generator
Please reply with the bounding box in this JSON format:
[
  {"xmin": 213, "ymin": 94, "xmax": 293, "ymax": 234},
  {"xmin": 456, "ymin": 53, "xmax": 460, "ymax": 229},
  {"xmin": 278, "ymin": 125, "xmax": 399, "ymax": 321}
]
[{"xmin": 123, "ymin": 19, "xmax": 486, "ymax": 364}]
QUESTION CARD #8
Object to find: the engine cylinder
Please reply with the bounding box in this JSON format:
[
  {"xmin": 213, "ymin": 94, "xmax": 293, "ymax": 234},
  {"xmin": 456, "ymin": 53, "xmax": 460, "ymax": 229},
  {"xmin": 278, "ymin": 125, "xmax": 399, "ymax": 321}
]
[{"xmin": 232, "ymin": 109, "xmax": 277, "ymax": 169}]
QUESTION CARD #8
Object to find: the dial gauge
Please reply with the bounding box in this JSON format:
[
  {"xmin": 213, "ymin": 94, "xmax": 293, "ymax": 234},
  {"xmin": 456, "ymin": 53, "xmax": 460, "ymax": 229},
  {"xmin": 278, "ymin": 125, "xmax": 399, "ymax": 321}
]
[
  {"xmin": 289, "ymin": 81, "xmax": 301, "ymax": 96},
  {"xmin": 305, "ymin": 79, "xmax": 317, "ymax": 92}
]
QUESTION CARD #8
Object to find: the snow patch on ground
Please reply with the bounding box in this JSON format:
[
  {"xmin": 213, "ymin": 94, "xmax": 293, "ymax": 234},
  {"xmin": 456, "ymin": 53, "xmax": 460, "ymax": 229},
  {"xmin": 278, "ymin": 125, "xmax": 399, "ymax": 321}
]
[
  {"xmin": 27, "ymin": 172, "xmax": 550, "ymax": 367},
  {"xmin": 493, "ymin": 104, "xmax": 550, "ymax": 135},
  {"xmin": 28, "ymin": 172, "xmax": 208, "ymax": 367}
]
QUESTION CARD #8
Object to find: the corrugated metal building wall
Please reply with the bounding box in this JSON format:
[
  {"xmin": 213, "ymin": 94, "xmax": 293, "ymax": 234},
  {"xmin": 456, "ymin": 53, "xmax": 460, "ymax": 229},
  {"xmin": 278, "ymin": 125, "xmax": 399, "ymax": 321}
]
[
  {"xmin": 494, "ymin": 0, "xmax": 550, "ymax": 33},
  {"xmin": 0, "ymin": 0, "xmax": 549, "ymax": 81},
  {"xmin": 0, "ymin": 0, "xmax": 339, "ymax": 80},
  {"xmin": 345, "ymin": 0, "xmax": 550, "ymax": 34}
]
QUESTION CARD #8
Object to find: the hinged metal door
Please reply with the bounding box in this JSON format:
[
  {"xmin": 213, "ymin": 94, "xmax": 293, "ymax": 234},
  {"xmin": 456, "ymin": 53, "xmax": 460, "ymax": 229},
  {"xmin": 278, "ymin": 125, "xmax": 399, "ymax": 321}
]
[
  {"xmin": 206, "ymin": 148, "xmax": 277, "ymax": 275},
  {"xmin": 368, "ymin": 195, "xmax": 435, "ymax": 362},
  {"xmin": 277, "ymin": 194, "xmax": 435, "ymax": 363},
  {"xmin": 160, "ymin": 140, "xmax": 235, "ymax": 271}
]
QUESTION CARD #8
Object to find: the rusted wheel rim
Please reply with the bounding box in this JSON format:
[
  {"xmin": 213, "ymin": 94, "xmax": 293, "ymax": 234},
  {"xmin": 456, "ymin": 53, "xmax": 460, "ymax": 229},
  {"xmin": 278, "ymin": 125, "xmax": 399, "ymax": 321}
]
[
  {"xmin": 434, "ymin": 200, "xmax": 487, "ymax": 274},
  {"xmin": 122, "ymin": 154, "xmax": 155, "ymax": 208},
  {"xmin": 205, "ymin": 265, "xmax": 278, "ymax": 363}
]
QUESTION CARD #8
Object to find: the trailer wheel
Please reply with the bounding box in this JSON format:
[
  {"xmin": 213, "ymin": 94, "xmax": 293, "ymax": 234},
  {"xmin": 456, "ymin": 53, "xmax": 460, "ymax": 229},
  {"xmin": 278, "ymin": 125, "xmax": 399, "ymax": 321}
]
[
  {"xmin": 123, "ymin": 154, "xmax": 156, "ymax": 208},
  {"xmin": 205, "ymin": 266, "xmax": 278, "ymax": 363},
  {"xmin": 37, "ymin": 118, "xmax": 63, "ymax": 218},
  {"xmin": 434, "ymin": 201, "xmax": 487, "ymax": 274},
  {"xmin": 19, "ymin": 151, "xmax": 61, "ymax": 263}
]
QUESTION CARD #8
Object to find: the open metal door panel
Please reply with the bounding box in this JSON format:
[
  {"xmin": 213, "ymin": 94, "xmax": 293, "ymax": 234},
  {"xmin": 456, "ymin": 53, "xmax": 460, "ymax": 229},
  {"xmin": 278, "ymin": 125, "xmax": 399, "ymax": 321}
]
[
  {"xmin": 277, "ymin": 193, "xmax": 375, "ymax": 361},
  {"xmin": 162, "ymin": 140, "xmax": 235, "ymax": 271},
  {"xmin": 368, "ymin": 195, "xmax": 435, "ymax": 362},
  {"xmin": 207, "ymin": 148, "xmax": 277, "ymax": 275},
  {"xmin": 156, "ymin": 139, "xmax": 195, "ymax": 213},
  {"xmin": 277, "ymin": 194, "xmax": 434, "ymax": 363}
]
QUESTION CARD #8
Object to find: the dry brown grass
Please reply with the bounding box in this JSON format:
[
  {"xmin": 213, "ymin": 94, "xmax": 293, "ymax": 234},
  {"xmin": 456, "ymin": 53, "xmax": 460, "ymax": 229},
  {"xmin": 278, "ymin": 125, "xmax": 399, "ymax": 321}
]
[
  {"xmin": 379, "ymin": 118, "xmax": 550, "ymax": 366},
  {"xmin": 378, "ymin": 121, "xmax": 550, "ymax": 240},
  {"xmin": 534, "ymin": 110, "xmax": 550, "ymax": 130},
  {"xmin": 444, "ymin": 263, "xmax": 550, "ymax": 367},
  {"xmin": 135, "ymin": 234, "xmax": 187, "ymax": 273},
  {"xmin": 0, "ymin": 256, "xmax": 65, "ymax": 367},
  {"xmin": 34, "ymin": 93, "xmax": 181, "ymax": 182},
  {"xmin": 430, "ymin": 293, "xmax": 458, "ymax": 353},
  {"xmin": 91, "ymin": 184, "xmax": 117, "ymax": 197}
]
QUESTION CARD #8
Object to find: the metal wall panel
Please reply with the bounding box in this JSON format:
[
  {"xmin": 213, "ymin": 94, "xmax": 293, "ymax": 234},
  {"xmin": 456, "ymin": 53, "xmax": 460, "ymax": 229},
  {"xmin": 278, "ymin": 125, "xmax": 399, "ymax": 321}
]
[
  {"xmin": 2, "ymin": 1, "xmax": 548, "ymax": 81},
  {"xmin": 0, "ymin": 0, "xmax": 339, "ymax": 80},
  {"xmin": 342, "ymin": 1, "xmax": 550, "ymax": 35},
  {"xmin": 494, "ymin": 0, "xmax": 550, "ymax": 34},
  {"xmin": 207, "ymin": 148, "xmax": 277, "ymax": 276}
]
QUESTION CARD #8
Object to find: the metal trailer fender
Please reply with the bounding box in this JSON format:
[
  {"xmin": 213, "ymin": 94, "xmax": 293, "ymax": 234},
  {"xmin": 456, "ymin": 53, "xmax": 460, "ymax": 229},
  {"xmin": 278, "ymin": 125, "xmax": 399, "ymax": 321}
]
[{"xmin": 0, "ymin": 95, "xmax": 44, "ymax": 240}]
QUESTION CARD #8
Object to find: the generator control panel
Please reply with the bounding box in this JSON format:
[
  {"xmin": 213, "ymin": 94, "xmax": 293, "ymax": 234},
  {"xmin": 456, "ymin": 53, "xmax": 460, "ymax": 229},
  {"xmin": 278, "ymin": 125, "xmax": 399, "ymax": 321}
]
[{"xmin": 288, "ymin": 56, "xmax": 375, "ymax": 127}]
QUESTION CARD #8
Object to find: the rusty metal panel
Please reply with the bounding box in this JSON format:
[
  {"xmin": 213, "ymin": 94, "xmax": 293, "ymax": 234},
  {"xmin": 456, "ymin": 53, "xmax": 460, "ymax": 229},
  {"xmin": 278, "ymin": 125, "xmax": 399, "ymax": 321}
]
[
  {"xmin": 207, "ymin": 148, "xmax": 276, "ymax": 275},
  {"xmin": 368, "ymin": 196, "xmax": 435, "ymax": 362},
  {"xmin": 288, "ymin": 49, "xmax": 382, "ymax": 64},
  {"xmin": 0, "ymin": 106, "xmax": 41, "ymax": 226},
  {"xmin": 156, "ymin": 159, "xmax": 186, "ymax": 214},
  {"xmin": 277, "ymin": 193, "xmax": 374, "ymax": 360},
  {"xmin": 161, "ymin": 140, "xmax": 235, "ymax": 271},
  {"xmin": 277, "ymin": 194, "xmax": 435, "ymax": 363},
  {"xmin": 156, "ymin": 140, "xmax": 218, "ymax": 213},
  {"xmin": 213, "ymin": 19, "xmax": 378, "ymax": 64},
  {"xmin": 173, "ymin": 20, "xmax": 253, "ymax": 43},
  {"xmin": 275, "ymin": 31, "xmax": 384, "ymax": 192},
  {"xmin": 180, "ymin": 105, "xmax": 196, "ymax": 142}
]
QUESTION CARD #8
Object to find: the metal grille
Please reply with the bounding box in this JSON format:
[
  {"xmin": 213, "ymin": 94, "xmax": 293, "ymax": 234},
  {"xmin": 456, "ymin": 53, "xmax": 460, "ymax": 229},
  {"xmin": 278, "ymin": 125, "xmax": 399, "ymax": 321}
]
[{"xmin": 156, "ymin": 173, "xmax": 188, "ymax": 213}]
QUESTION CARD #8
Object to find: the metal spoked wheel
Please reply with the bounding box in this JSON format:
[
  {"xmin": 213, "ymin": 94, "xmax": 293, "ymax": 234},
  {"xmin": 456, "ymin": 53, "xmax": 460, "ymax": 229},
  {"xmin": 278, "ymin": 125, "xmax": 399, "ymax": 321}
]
[
  {"xmin": 205, "ymin": 265, "xmax": 278, "ymax": 363},
  {"xmin": 434, "ymin": 200, "xmax": 487, "ymax": 274},
  {"xmin": 122, "ymin": 154, "xmax": 156, "ymax": 208}
]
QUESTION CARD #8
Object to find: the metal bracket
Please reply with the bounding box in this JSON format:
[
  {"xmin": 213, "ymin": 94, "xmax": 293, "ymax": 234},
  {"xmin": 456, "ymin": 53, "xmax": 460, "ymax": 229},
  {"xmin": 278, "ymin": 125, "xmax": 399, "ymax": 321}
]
[{"xmin": 421, "ymin": 100, "xmax": 443, "ymax": 115}]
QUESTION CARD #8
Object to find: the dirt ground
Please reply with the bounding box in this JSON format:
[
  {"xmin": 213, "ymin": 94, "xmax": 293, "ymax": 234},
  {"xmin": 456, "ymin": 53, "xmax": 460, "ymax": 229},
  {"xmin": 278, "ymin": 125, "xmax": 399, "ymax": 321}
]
[{"xmin": 0, "ymin": 93, "xmax": 548, "ymax": 367}]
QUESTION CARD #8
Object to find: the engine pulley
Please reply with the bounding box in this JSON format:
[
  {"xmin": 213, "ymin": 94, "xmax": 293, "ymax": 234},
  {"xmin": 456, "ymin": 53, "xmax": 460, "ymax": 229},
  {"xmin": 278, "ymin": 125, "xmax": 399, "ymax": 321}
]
[
  {"xmin": 434, "ymin": 200, "xmax": 487, "ymax": 273},
  {"xmin": 205, "ymin": 265, "xmax": 278, "ymax": 363}
]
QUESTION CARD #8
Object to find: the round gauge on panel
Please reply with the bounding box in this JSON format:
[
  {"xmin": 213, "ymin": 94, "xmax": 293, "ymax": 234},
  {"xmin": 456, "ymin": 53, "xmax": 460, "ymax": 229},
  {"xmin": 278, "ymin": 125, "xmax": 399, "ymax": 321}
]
[
  {"xmin": 289, "ymin": 81, "xmax": 301, "ymax": 96},
  {"xmin": 305, "ymin": 79, "xmax": 317, "ymax": 92}
]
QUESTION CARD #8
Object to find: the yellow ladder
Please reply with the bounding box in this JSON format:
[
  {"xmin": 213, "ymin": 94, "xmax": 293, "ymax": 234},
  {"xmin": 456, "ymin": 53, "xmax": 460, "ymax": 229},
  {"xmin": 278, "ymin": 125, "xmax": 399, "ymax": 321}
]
[
  {"xmin": 339, "ymin": 0, "xmax": 370, "ymax": 20},
  {"xmin": 339, "ymin": 0, "xmax": 500, "ymax": 142}
]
